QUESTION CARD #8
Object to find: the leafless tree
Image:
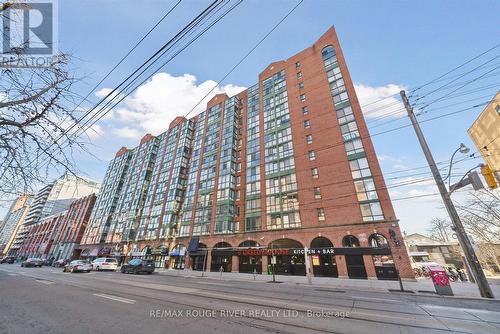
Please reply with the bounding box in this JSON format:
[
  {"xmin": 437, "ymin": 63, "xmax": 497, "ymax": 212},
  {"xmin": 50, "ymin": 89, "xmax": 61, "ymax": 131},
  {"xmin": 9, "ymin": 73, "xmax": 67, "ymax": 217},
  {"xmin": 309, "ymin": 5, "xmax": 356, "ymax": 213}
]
[
  {"xmin": 0, "ymin": 3, "xmax": 86, "ymax": 198},
  {"xmin": 455, "ymin": 190, "xmax": 500, "ymax": 270},
  {"xmin": 427, "ymin": 217, "xmax": 453, "ymax": 242}
]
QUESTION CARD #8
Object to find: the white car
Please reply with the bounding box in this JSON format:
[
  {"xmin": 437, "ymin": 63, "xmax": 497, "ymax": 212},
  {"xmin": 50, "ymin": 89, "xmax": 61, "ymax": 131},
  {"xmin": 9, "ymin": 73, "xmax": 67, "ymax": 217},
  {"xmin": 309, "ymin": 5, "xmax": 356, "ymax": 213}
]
[{"xmin": 92, "ymin": 257, "xmax": 118, "ymax": 271}]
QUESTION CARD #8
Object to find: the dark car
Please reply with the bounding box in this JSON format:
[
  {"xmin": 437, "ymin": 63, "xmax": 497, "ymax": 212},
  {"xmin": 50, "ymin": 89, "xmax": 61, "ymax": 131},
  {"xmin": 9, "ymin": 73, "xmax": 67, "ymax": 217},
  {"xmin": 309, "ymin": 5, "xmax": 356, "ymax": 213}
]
[
  {"xmin": 0, "ymin": 256, "xmax": 15, "ymax": 264},
  {"xmin": 42, "ymin": 258, "xmax": 54, "ymax": 266},
  {"xmin": 52, "ymin": 259, "xmax": 69, "ymax": 268},
  {"xmin": 21, "ymin": 258, "xmax": 44, "ymax": 267},
  {"xmin": 120, "ymin": 259, "xmax": 155, "ymax": 274}
]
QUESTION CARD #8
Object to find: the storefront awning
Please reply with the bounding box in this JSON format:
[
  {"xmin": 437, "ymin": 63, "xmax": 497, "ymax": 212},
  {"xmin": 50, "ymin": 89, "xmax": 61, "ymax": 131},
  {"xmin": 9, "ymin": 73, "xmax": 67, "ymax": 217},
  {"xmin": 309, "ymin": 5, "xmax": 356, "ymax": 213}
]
[
  {"xmin": 89, "ymin": 248, "xmax": 99, "ymax": 257},
  {"xmin": 187, "ymin": 238, "xmax": 200, "ymax": 252},
  {"xmin": 81, "ymin": 247, "xmax": 99, "ymax": 257}
]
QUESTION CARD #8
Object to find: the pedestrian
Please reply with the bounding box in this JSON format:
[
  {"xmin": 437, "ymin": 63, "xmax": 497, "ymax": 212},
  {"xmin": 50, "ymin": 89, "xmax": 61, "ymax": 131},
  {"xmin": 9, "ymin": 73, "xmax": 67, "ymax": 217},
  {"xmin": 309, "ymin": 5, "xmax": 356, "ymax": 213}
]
[{"xmin": 457, "ymin": 269, "xmax": 466, "ymax": 282}]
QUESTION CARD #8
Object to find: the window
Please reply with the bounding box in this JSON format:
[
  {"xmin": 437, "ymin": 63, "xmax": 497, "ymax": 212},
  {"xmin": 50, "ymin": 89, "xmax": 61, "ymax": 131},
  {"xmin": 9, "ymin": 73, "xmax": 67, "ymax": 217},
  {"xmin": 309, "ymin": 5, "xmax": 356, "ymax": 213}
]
[
  {"xmin": 349, "ymin": 157, "xmax": 371, "ymax": 179},
  {"xmin": 245, "ymin": 217, "xmax": 261, "ymax": 231},
  {"xmin": 344, "ymin": 138, "xmax": 364, "ymax": 156},
  {"xmin": 295, "ymin": 61, "xmax": 301, "ymax": 68},
  {"xmin": 299, "ymin": 94, "xmax": 306, "ymax": 102},
  {"xmin": 246, "ymin": 198, "xmax": 261, "ymax": 211},
  {"xmin": 306, "ymin": 134, "xmax": 313, "ymax": 144},
  {"xmin": 303, "ymin": 120, "xmax": 310, "ymax": 128},
  {"xmin": 496, "ymin": 104, "xmax": 500, "ymax": 115},
  {"xmin": 314, "ymin": 187, "xmax": 321, "ymax": 199},
  {"xmin": 311, "ymin": 167, "xmax": 319, "ymax": 178},
  {"xmin": 354, "ymin": 178, "xmax": 378, "ymax": 201},
  {"xmin": 360, "ymin": 202, "xmax": 384, "ymax": 221},
  {"xmin": 302, "ymin": 106, "xmax": 309, "ymax": 115},
  {"xmin": 342, "ymin": 235, "xmax": 359, "ymax": 247},
  {"xmin": 297, "ymin": 71, "xmax": 302, "ymax": 79},
  {"xmin": 317, "ymin": 208, "xmax": 325, "ymax": 221},
  {"xmin": 308, "ymin": 151, "xmax": 316, "ymax": 161},
  {"xmin": 298, "ymin": 82, "xmax": 304, "ymax": 89}
]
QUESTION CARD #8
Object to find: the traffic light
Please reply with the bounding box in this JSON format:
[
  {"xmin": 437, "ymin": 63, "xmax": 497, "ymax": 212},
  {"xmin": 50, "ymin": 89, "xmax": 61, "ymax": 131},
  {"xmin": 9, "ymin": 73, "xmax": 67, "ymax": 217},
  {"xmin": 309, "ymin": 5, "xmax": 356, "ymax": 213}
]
[{"xmin": 481, "ymin": 164, "xmax": 498, "ymax": 189}]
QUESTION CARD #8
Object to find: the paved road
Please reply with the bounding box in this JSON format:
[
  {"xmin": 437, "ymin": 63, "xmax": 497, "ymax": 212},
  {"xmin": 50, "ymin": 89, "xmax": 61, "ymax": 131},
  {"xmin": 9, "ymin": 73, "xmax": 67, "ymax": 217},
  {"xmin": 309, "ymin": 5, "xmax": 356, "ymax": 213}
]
[{"xmin": 0, "ymin": 265, "xmax": 499, "ymax": 334}]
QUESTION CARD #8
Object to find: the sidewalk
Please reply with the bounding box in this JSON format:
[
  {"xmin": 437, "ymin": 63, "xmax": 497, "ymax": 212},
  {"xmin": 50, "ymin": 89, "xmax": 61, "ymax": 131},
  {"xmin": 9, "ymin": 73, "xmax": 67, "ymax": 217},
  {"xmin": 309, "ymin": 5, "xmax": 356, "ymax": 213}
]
[{"xmin": 155, "ymin": 268, "xmax": 500, "ymax": 300}]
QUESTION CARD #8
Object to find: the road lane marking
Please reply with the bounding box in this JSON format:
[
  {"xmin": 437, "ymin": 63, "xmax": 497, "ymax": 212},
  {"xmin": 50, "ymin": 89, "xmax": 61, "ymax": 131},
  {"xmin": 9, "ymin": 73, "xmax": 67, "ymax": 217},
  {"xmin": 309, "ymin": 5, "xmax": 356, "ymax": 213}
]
[
  {"xmin": 7, "ymin": 273, "xmax": 17, "ymax": 276},
  {"xmin": 352, "ymin": 296, "xmax": 400, "ymax": 303},
  {"xmin": 93, "ymin": 293, "xmax": 136, "ymax": 304},
  {"xmin": 35, "ymin": 279, "xmax": 55, "ymax": 285}
]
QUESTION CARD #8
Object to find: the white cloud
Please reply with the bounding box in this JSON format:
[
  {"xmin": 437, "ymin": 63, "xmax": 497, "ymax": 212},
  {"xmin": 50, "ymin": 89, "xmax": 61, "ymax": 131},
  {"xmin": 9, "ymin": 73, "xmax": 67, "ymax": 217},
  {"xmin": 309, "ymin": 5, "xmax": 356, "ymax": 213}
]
[
  {"xmin": 354, "ymin": 83, "xmax": 406, "ymax": 119},
  {"xmin": 100, "ymin": 72, "xmax": 246, "ymax": 136},
  {"xmin": 112, "ymin": 126, "xmax": 142, "ymax": 139},
  {"xmin": 392, "ymin": 164, "xmax": 407, "ymax": 171}
]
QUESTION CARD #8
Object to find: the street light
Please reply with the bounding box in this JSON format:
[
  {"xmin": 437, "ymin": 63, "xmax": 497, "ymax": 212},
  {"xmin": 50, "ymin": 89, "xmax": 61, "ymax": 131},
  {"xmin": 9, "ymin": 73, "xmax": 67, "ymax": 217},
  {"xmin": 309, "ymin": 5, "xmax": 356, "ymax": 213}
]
[{"xmin": 445, "ymin": 143, "xmax": 470, "ymax": 188}]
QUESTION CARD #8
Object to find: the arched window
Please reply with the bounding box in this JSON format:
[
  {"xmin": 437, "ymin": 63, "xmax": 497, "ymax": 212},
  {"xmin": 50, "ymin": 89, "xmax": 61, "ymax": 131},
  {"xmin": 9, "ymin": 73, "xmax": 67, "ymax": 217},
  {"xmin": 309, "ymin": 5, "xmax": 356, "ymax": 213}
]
[
  {"xmin": 369, "ymin": 233, "xmax": 388, "ymax": 248},
  {"xmin": 213, "ymin": 242, "xmax": 232, "ymax": 249},
  {"xmin": 321, "ymin": 45, "xmax": 336, "ymax": 61},
  {"xmin": 311, "ymin": 236, "xmax": 334, "ymax": 248},
  {"xmin": 342, "ymin": 235, "xmax": 360, "ymax": 248},
  {"xmin": 239, "ymin": 240, "xmax": 259, "ymax": 248}
]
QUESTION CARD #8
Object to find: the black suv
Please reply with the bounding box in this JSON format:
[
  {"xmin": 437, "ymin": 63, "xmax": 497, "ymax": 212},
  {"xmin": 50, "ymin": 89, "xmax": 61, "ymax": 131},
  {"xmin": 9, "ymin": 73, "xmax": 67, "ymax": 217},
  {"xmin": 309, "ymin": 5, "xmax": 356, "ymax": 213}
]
[
  {"xmin": 0, "ymin": 256, "xmax": 15, "ymax": 264},
  {"xmin": 120, "ymin": 259, "xmax": 155, "ymax": 274}
]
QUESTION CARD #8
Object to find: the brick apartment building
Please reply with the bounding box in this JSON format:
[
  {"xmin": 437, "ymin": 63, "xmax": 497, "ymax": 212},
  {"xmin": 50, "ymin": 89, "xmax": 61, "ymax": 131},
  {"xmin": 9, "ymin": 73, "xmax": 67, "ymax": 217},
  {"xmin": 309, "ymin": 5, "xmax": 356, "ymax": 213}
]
[
  {"xmin": 81, "ymin": 27, "xmax": 414, "ymax": 280},
  {"xmin": 19, "ymin": 194, "xmax": 96, "ymax": 260}
]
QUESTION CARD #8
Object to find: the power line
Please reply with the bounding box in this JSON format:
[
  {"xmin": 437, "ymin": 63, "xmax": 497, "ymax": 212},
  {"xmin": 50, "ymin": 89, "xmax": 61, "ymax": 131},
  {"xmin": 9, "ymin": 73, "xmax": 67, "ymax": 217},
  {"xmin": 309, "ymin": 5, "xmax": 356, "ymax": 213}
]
[
  {"xmin": 2, "ymin": 0, "xmax": 240, "ymax": 183},
  {"xmin": 409, "ymin": 43, "xmax": 500, "ymax": 95},
  {"xmin": 184, "ymin": 0, "xmax": 304, "ymax": 119}
]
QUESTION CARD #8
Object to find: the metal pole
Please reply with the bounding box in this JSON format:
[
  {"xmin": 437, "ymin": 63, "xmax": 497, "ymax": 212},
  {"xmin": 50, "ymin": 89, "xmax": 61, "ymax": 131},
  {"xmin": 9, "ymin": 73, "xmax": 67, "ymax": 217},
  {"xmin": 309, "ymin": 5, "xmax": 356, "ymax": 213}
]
[
  {"xmin": 201, "ymin": 249, "xmax": 207, "ymax": 278},
  {"xmin": 400, "ymin": 90, "xmax": 494, "ymax": 298},
  {"xmin": 304, "ymin": 247, "xmax": 312, "ymax": 285},
  {"xmin": 272, "ymin": 242, "xmax": 276, "ymax": 283}
]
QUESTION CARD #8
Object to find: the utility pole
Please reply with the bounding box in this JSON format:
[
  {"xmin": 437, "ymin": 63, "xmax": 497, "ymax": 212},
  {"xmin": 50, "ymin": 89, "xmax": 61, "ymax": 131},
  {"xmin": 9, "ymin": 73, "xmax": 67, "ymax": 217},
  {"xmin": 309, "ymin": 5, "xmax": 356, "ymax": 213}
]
[{"xmin": 400, "ymin": 90, "xmax": 494, "ymax": 298}]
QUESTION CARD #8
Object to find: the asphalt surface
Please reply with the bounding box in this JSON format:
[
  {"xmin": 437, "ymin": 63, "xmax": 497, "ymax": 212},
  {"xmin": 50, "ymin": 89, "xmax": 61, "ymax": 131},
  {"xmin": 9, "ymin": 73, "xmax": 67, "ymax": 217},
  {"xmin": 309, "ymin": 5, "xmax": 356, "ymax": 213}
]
[{"xmin": 0, "ymin": 264, "xmax": 499, "ymax": 334}]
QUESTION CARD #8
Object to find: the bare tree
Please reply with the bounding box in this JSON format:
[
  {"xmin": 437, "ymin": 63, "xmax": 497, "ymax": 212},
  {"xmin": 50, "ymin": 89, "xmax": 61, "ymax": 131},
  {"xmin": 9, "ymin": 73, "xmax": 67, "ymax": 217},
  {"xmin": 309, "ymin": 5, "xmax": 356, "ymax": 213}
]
[
  {"xmin": 0, "ymin": 4, "xmax": 85, "ymax": 197},
  {"xmin": 455, "ymin": 190, "xmax": 500, "ymax": 271},
  {"xmin": 427, "ymin": 217, "xmax": 453, "ymax": 242}
]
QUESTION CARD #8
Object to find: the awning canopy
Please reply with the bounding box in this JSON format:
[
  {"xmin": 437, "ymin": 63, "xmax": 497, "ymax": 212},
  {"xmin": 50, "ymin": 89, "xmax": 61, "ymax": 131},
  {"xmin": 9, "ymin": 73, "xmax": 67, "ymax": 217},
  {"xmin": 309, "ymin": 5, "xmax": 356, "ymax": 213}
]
[{"xmin": 187, "ymin": 238, "xmax": 200, "ymax": 252}]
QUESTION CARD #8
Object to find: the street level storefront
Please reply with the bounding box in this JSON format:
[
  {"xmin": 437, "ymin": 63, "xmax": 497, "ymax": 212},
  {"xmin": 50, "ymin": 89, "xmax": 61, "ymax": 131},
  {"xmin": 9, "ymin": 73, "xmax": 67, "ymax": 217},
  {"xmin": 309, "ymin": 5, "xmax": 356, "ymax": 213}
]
[
  {"xmin": 170, "ymin": 244, "xmax": 186, "ymax": 270},
  {"xmin": 150, "ymin": 246, "xmax": 169, "ymax": 268},
  {"xmin": 188, "ymin": 241, "xmax": 209, "ymax": 271},
  {"xmin": 184, "ymin": 236, "xmax": 398, "ymax": 280}
]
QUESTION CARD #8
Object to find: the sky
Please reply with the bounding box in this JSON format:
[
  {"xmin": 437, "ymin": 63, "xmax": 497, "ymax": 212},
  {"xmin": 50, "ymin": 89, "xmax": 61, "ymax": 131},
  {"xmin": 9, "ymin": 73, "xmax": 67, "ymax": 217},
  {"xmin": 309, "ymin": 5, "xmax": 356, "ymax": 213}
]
[{"xmin": 2, "ymin": 0, "xmax": 499, "ymax": 235}]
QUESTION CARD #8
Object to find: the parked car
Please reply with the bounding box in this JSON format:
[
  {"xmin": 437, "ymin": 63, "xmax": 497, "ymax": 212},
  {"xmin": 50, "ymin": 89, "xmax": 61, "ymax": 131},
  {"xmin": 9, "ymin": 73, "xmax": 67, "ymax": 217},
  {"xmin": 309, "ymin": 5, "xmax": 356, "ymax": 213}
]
[
  {"xmin": 92, "ymin": 257, "xmax": 118, "ymax": 271},
  {"xmin": 21, "ymin": 258, "xmax": 44, "ymax": 267},
  {"xmin": 120, "ymin": 259, "xmax": 155, "ymax": 274},
  {"xmin": 52, "ymin": 259, "xmax": 69, "ymax": 268},
  {"xmin": 63, "ymin": 260, "xmax": 92, "ymax": 273},
  {"xmin": 0, "ymin": 256, "xmax": 15, "ymax": 264},
  {"xmin": 42, "ymin": 258, "xmax": 54, "ymax": 266}
]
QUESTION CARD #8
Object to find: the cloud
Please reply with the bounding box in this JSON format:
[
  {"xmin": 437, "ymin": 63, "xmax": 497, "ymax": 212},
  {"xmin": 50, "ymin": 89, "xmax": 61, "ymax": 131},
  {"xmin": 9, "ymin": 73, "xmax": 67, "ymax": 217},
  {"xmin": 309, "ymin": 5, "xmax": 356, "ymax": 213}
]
[
  {"xmin": 354, "ymin": 83, "xmax": 406, "ymax": 119},
  {"xmin": 112, "ymin": 126, "xmax": 142, "ymax": 139},
  {"xmin": 100, "ymin": 72, "xmax": 246, "ymax": 136}
]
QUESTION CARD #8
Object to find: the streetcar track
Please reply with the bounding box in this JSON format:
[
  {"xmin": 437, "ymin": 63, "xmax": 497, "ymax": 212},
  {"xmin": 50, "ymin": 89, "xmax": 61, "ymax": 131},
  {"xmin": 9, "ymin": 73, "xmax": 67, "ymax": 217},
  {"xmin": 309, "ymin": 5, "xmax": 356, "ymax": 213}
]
[{"xmin": 2, "ymin": 268, "xmax": 493, "ymax": 333}]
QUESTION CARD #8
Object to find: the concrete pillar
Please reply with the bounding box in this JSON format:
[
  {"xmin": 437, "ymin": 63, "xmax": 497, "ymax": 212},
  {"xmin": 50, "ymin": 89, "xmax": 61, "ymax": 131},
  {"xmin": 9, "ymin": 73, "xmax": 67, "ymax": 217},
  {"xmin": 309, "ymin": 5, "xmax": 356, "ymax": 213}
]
[
  {"xmin": 231, "ymin": 255, "xmax": 239, "ymax": 273},
  {"xmin": 205, "ymin": 252, "xmax": 212, "ymax": 272},
  {"xmin": 262, "ymin": 255, "xmax": 269, "ymax": 275},
  {"xmin": 363, "ymin": 255, "xmax": 377, "ymax": 280},
  {"xmin": 336, "ymin": 255, "xmax": 348, "ymax": 278},
  {"xmin": 183, "ymin": 254, "xmax": 191, "ymax": 270}
]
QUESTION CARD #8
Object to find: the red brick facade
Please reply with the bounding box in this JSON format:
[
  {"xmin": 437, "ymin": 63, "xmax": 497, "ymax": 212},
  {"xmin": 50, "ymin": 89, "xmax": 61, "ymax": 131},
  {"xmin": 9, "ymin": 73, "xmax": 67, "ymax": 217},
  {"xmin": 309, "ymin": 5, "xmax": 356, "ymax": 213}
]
[{"xmin": 82, "ymin": 27, "xmax": 414, "ymax": 280}]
